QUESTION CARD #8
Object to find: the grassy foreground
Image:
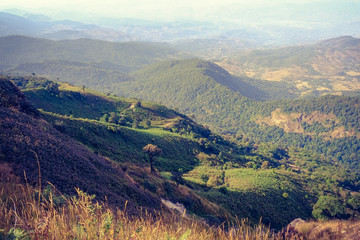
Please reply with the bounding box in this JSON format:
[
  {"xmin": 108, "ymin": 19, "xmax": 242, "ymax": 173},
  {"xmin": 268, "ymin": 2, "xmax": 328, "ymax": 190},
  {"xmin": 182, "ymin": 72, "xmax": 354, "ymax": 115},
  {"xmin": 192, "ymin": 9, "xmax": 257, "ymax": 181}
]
[
  {"xmin": 0, "ymin": 180, "xmax": 278, "ymax": 240},
  {"xmin": 3, "ymin": 181, "xmax": 360, "ymax": 240}
]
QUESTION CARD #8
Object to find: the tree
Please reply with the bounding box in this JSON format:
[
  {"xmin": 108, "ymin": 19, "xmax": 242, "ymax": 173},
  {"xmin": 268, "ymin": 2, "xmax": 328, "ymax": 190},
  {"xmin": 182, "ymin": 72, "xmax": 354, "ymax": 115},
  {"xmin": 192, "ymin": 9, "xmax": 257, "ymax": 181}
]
[
  {"xmin": 261, "ymin": 161, "xmax": 269, "ymax": 169},
  {"xmin": 135, "ymin": 100, "xmax": 141, "ymax": 107},
  {"xmin": 108, "ymin": 112, "xmax": 117, "ymax": 124},
  {"xmin": 312, "ymin": 196, "xmax": 345, "ymax": 220},
  {"xmin": 143, "ymin": 144, "xmax": 162, "ymax": 173},
  {"xmin": 45, "ymin": 82, "xmax": 59, "ymax": 94},
  {"xmin": 200, "ymin": 174, "xmax": 209, "ymax": 186},
  {"xmin": 118, "ymin": 116, "xmax": 126, "ymax": 126},
  {"xmin": 171, "ymin": 169, "xmax": 185, "ymax": 186}
]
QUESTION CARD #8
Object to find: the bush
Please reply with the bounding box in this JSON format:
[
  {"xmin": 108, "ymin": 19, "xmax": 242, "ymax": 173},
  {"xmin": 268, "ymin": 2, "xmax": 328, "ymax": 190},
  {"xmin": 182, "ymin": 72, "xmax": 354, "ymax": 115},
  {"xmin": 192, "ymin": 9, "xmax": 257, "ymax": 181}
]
[
  {"xmin": 312, "ymin": 196, "xmax": 346, "ymax": 220},
  {"xmin": 219, "ymin": 187, "xmax": 228, "ymax": 194}
]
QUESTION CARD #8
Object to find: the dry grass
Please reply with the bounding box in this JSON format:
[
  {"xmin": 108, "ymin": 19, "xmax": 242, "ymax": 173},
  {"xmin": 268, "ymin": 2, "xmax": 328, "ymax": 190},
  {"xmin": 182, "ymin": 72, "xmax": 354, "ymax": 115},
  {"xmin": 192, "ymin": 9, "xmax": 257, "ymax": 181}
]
[
  {"xmin": 294, "ymin": 220, "xmax": 360, "ymax": 240},
  {"xmin": 0, "ymin": 181, "xmax": 279, "ymax": 240},
  {"xmin": 3, "ymin": 180, "xmax": 360, "ymax": 239}
]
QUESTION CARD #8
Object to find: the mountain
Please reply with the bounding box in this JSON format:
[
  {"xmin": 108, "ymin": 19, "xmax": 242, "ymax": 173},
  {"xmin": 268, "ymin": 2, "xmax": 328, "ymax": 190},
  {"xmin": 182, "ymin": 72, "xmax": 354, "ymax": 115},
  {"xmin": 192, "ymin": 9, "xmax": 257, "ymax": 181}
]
[
  {"xmin": 1, "ymin": 76, "xmax": 239, "ymax": 224},
  {"xmin": 0, "ymin": 12, "xmax": 134, "ymax": 41},
  {"xmin": 2, "ymin": 9, "xmax": 359, "ymax": 46},
  {"xmin": 0, "ymin": 35, "xmax": 188, "ymax": 89},
  {"xmin": 1, "ymin": 33, "xmax": 359, "ymax": 168},
  {"xmin": 217, "ymin": 36, "xmax": 360, "ymax": 98},
  {"xmin": 1, "ymin": 78, "xmax": 360, "ymax": 240},
  {"xmin": 6, "ymin": 75, "xmax": 350, "ymax": 229},
  {"xmin": 0, "ymin": 12, "xmax": 42, "ymax": 36},
  {"xmin": 2, "ymin": 34, "xmax": 359, "ymax": 101},
  {"xmin": 101, "ymin": 59, "xmax": 360, "ymax": 171}
]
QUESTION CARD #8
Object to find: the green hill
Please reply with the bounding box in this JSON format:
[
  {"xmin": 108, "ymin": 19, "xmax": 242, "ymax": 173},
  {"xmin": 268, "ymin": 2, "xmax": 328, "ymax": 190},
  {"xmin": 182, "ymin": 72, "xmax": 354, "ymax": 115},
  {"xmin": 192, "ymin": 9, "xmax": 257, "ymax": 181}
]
[
  {"xmin": 4, "ymin": 75, "xmax": 360, "ymax": 229},
  {"xmin": 87, "ymin": 58, "xmax": 360, "ymax": 185},
  {"xmin": 0, "ymin": 78, "xmax": 161, "ymax": 211},
  {"xmin": 113, "ymin": 58, "xmax": 259, "ymax": 117},
  {"xmin": 0, "ymin": 76, "xmax": 313, "ymax": 228}
]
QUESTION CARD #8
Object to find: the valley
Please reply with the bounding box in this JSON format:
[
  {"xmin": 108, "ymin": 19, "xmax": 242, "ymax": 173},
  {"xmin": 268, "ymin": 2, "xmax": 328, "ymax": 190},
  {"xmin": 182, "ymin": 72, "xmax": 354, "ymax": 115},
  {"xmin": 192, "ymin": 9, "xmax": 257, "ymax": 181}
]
[
  {"xmin": 2, "ymin": 75, "xmax": 360, "ymax": 232},
  {"xmin": 1, "ymin": 7, "xmax": 360, "ymax": 239}
]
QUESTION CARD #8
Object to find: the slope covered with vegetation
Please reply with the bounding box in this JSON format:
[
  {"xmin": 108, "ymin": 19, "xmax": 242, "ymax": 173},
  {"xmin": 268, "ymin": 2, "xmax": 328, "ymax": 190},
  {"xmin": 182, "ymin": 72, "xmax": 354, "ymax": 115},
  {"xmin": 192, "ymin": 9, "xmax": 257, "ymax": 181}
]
[
  {"xmin": 0, "ymin": 77, "xmax": 163, "ymax": 211},
  {"xmin": 105, "ymin": 59, "xmax": 360, "ymax": 171},
  {"xmin": 3, "ymin": 75, "xmax": 360, "ymax": 230},
  {"xmin": 1, "ymin": 76, "xmax": 239, "ymax": 224}
]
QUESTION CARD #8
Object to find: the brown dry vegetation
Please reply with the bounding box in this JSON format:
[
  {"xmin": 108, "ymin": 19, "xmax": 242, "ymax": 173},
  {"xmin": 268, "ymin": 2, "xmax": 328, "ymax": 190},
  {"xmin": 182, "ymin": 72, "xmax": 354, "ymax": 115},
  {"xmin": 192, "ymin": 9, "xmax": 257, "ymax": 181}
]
[
  {"xmin": 293, "ymin": 220, "xmax": 360, "ymax": 240},
  {"xmin": 0, "ymin": 180, "xmax": 276, "ymax": 240},
  {"xmin": 3, "ymin": 179, "xmax": 360, "ymax": 239},
  {"xmin": 218, "ymin": 36, "xmax": 360, "ymax": 98}
]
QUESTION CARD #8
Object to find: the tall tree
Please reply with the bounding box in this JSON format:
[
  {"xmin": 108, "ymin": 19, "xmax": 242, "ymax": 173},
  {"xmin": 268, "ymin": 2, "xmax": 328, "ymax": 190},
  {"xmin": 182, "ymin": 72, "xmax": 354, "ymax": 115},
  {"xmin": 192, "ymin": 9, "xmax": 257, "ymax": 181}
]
[{"xmin": 143, "ymin": 144, "xmax": 162, "ymax": 173}]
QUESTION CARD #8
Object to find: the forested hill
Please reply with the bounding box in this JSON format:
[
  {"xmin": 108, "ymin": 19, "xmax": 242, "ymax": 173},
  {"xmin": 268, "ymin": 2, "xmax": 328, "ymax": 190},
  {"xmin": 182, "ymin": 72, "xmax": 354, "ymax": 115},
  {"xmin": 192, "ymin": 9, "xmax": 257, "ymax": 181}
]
[
  {"xmin": 0, "ymin": 35, "xmax": 186, "ymax": 73},
  {"xmin": 115, "ymin": 58, "xmax": 264, "ymax": 109},
  {"xmin": 107, "ymin": 59, "xmax": 360, "ymax": 169},
  {"xmin": 4, "ymin": 75, "xmax": 360, "ymax": 229},
  {"xmin": 0, "ymin": 76, "xmax": 314, "ymax": 229},
  {"xmin": 0, "ymin": 76, "xmax": 237, "ymax": 224},
  {"xmin": 1, "ymin": 35, "xmax": 360, "ymax": 170}
]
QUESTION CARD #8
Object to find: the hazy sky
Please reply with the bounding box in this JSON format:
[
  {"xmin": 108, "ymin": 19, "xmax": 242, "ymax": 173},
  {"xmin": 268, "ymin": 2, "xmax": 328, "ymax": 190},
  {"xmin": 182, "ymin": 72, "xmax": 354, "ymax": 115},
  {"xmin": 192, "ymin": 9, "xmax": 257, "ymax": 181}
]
[{"xmin": 1, "ymin": 0, "xmax": 359, "ymax": 24}]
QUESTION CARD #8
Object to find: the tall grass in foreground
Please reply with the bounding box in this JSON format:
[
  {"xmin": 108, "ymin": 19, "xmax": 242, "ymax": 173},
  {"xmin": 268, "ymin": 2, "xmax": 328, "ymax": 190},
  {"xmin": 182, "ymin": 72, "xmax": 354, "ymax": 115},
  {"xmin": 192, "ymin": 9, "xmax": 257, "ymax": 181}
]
[{"xmin": 0, "ymin": 182, "xmax": 278, "ymax": 240}]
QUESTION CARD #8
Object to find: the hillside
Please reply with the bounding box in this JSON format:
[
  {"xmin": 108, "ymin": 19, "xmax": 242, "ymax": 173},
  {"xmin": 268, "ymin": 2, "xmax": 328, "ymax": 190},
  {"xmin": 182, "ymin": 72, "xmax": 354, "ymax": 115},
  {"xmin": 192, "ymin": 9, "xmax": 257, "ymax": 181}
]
[
  {"xmin": 1, "ymin": 76, "xmax": 242, "ymax": 223},
  {"xmin": 4, "ymin": 75, "xmax": 360, "ymax": 230},
  {"xmin": 0, "ymin": 78, "xmax": 160, "ymax": 211},
  {"xmin": 114, "ymin": 58, "xmax": 263, "ymax": 110},
  {"xmin": 0, "ymin": 75, "xmax": 332, "ymax": 229},
  {"xmin": 105, "ymin": 59, "xmax": 360, "ymax": 170},
  {"xmin": 217, "ymin": 36, "xmax": 360, "ymax": 98}
]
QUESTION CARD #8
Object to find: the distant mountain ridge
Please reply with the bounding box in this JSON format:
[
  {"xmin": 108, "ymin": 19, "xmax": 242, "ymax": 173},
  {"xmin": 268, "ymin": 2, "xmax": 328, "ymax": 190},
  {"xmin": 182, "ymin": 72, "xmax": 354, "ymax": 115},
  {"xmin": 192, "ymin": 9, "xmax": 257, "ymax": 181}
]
[
  {"xmin": 0, "ymin": 35, "xmax": 181, "ymax": 71},
  {"xmin": 0, "ymin": 12, "xmax": 134, "ymax": 41},
  {"xmin": 218, "ymin": 36, "xmax": 360, "ymax": 98},
  {"xmin": 0, "ymin": 35, "xmax": 188, "ymax": 89},
  {"xmin": 2, "ymin": 9, "xmax": 359, "ymax": 46}
]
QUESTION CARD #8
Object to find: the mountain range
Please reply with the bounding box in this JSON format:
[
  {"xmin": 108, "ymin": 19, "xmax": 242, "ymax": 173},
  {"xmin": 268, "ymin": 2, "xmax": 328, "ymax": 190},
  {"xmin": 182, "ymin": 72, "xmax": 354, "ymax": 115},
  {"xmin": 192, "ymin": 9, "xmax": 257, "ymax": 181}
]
[
  {"xmin": 1, "ymin": 10, "xmax": 360, "ymax": 236},
  {"xmin": 1, "ymin": 10, "xmax": 360, "ymax": 46},
  {"xmin": 1, "ymin": 34, "xmax": 360, "ymax": 167}
]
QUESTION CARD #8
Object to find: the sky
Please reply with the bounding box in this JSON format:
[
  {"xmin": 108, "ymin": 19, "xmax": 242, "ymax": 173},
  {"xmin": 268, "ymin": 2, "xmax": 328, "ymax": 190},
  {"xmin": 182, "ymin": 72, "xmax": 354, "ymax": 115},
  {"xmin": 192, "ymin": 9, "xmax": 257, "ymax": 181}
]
[{"xmin": 0, "ymin": 0, "xmax": 359, "ymax": 24}]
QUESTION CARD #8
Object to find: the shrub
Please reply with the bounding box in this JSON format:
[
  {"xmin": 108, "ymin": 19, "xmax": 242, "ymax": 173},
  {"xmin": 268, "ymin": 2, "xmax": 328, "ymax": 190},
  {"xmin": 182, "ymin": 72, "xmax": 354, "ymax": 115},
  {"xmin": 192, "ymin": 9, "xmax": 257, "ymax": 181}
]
[{"xmin": 312, "ymin": 196, "xmax": 346, "ymax": 220}]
